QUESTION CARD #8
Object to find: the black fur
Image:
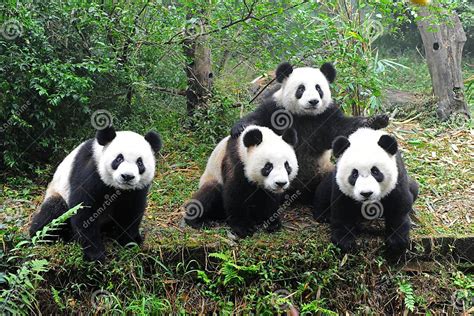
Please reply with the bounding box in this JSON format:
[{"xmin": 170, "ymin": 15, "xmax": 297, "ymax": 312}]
[
  {"xmin": 313, "ymin": 150, "xmax": 419, "ymax": 259},
  {"xmin": 332, "ymin": 136, "xmax": 350, "ymax": 158},
  {"xmin": 96, "ymin": 126, "xmax": 116, "ymax": 145},
  {"xmin": 276, "ymin": 62, "xmax": 293, "ymax": 83},
  {"xmin": 320, "ymin": 63, "xmax": 336, "ymax": 83},
  {"xmin": 145, "ymin": 131, "xmax": 162, "ymax": 153},
  {"xmin": 230, "ymin": 98, "xmax": 389, "ymax": 201},
  {"xmin": 378, "ymin": 134, "xmax": 398, "ymax": 155},
  {"xmin": 243, "ymin": 129, "xmax": 263, "ymax": 147},
  {"xmin": 185, "ymin": 137, "xmax": 285, "ymax": 238},
  {"xmin": 29, "ymin": 129, "xmax": 160, "ymax": 261}
]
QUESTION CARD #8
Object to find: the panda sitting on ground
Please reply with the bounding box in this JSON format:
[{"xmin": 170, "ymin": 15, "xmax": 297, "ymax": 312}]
[
  {"xmin": 313, "ymin": 128, "xmax": 419, "ymax": 257},
  {"xmin": 29, "ymin": 126, "xmax": 162, "ymax": 261},
  {"xmin": 231, "ymin": 62, "xmax": 389, "ymax": 202},
  {"xmin": 184, "ymin": 125, "xmax": 299, "ymax": 238}
]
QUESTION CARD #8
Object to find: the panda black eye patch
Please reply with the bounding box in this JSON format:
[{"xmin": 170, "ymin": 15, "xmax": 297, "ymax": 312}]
[
  {"xmin": 261, "ymin": 162, "xmax": 273, "ymax": 177},
  {"xmin": 295, "ymin": 84, "xmax": 305, "ymax": 99},
  {"xmin": 111, "ymin": 154, "xmax": 124, "ymax": 170},
  {"xmin": 137, "ymin": 157, "xmax": 145, "ymax": 174},
  {"xmin": 284, "ymin": 161, "xmax": 292, "ymax": 174},
  {"xmin": 348, "ymin": 168, "xmax": 358, "ymax": 186},
  {"xmin": 315, "ymin": 84, "xmax": 323, "ymax": 98},
  {"xmin": 371, "ymin": 166, "xmax": 384, "ymax": 182}
]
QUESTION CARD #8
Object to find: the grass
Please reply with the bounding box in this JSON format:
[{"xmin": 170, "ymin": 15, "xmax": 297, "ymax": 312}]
[{"xmin": 1, "ymin": 57, "xmax": 473, "ymax": 314}]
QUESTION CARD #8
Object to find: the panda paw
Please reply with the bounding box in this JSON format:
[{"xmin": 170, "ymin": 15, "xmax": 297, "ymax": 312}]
[
  {"xmin": 84, "ymin": 249, "xmax": 106, "ymax": 262},
  {"xmin": 366, "ymin": 114, "xmax": 389, "ymax": 130},
  {"xmin": 230, "ymin": 223, "xmax": 256, "ymax": 238},
  {"xmin": 385, "ymin": 236, "xmax": 409, "ymax": 260},
  {"xmin": 331, "ymin": 235, "xmax": 356, "ymax": 253},
  {"xmin": 231, "ymin": 123, "xmax": 247, "ymax": 138},
  {"xmin": 265, "ymin": 218, "xmax": 282, "ymax": 233}
]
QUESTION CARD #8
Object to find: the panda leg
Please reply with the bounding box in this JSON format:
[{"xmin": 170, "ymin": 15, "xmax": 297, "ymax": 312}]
[
  {"xmin": 384, "ymin": 210, "xmax": 411, "ymax": 260},
  {"xmin": 29, "ymin": 194, "xmax": 69, "ymax": 240},
  {"xmin": 185, "ymin": 181, "xmax": 224, "ymax": 228},
  {"xmin": 408, "ymin": 177, "xmax": 419, "ymax": 203},
  {"xmin": 312, "ymin": 173, "xmax": 333, "ymax": 223}
]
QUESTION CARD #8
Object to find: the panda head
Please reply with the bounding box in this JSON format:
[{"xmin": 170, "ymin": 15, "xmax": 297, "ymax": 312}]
[
  {"xmin": 273, "ymin": 62, "xmax": 336, "ymax": 115},
  {"xmin": 333, "ymin": 128, "xmax": 399, "ymax": 202},
  {"xmin": 238, "ymin": 126, "xmax": 299, "ymax": 194},
  {"xmin": 93, "ymin": 126, "xmax": 162, "ymax": 190}
]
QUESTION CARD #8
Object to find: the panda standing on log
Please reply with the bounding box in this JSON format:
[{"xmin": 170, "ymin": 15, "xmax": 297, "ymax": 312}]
[
  {"xmin": 29, "ymin": 126, "xmax": 162, "ymax": 261},
  {"xmin": 231, "ymin": 62, "xmax": 390, "ymax": 202},
  {"xmin": 313, "ymin": 128, "xmax": 419, "ymax": 258}
]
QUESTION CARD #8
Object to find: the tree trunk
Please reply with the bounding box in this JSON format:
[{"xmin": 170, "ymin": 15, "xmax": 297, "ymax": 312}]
[
  {"xmin": 417, "ymin": 9, "xmax": 469, "ymax": 120},
  {"xmin": 183, "ymin": 16, "xmax": 212, "ymax": 118}
]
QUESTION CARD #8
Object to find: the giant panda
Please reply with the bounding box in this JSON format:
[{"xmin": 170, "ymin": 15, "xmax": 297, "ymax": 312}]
[
  {"xmin": 313, "ymin": 128, "xmax": 419, "ymax": 258},
  {"xmin": 184, "ymin": 125, "xmax": 299, "ymax": 238},
  {"xmin": 29, "ymin": 126, "xmax": 162, "ymax": 261},
  {"xmin": 231, "ymin": 62, "xmax": 389, "ymax": 202}
]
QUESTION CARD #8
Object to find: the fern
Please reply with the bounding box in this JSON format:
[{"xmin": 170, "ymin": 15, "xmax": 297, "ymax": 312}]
[
  {"xmin": 0, "ymin": 204, "xmax": 81, "ymax": 315},
  {"xmin": 398, "ymin": 280, "xmax": 415, "ymax": 312}
]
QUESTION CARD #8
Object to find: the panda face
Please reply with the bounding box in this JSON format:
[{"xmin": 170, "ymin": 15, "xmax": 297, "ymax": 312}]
[
  {"xmin": 334, "ymin": 128, "xmax": 399, "ymax": 202},
  {"xmin": 239, "ymin": 126, "xmax": 298, "ymax": 194},
  {"xmin": 94, "ymin": 129, "xmax": 161, "ymax": 190},
  {"xmin": 273, "ymin": 63, "xmax": 335, "ymax": 116}
]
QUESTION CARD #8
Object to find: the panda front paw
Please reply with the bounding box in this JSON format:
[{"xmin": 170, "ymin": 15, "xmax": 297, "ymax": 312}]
[
  {"xmin": 331, "ymin": 232, "xmax": 356, "ymax": 253},
  {"xmin": 264, "ymin": 218, "xmax": 282, "ymax": 233},
  {"xmin": 385, "ymin": 236, "xmax": 409, "ymax": 259},
  {"xmin": 231, "ymin": 123, "xmax": 247, "ymax": 138},
  {"xmin": 230, "ymin": 222, "xmax": 256, "ymax": 238},
  {"xmin": 366, "ymin": 114, "xmax": 389, "ymax": 130},
  {"xmin": 84, "ymin": 249, "xmax": 106, "ymax": 262}
]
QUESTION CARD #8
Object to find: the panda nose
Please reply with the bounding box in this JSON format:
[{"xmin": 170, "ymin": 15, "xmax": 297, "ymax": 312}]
[
  {"xmin": 361, "ymin": 191, "xmax": 373, "ymax": 198},
  {"xmin": 308, "ymin": 99, "xmax": 319, "ymax": 106},
  {"xmin": 121, "ymin": 174, "xmax": 135, "ymax": 182},
  {"xmin": 276, "ymin": 181, "xmax": 288, "ymax": 188}
]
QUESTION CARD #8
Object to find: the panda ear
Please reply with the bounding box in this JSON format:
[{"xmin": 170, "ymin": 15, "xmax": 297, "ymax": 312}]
[
  {"xmin": 96, "ymin": 126, "xmax": 116, "ymax": 146},
  {"xmin": 243, "ymin": 129, "xmax": 263, "ymax": 148},
  {"xmin": 276, "ymin": 62, "xmax": 293, "ymax": 83},
  {"xmin": 145, "ymin": 131, "xmax": 162, "ymax": 153},
  {"xmin": 282, "ymin": 128, "xmax": 298, "ymax": 147},
  {"xmin": 320, "ymin": 62, "xmax": 336, "ymax": 83},
  {"xmin": 378, "ymin": 135, "xmax": 398, "ymax": 156},
  {"xmin": 332, "ymin": 136, "xmax": 350, "ymax": 158}
]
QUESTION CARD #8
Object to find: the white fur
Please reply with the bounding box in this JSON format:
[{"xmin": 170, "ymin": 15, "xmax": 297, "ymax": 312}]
[
  {"xmin": 273, "ymin": 67, "xmax": 332, "ymax": 115},
  {"xmin": 336, "ymin": 128, "xmax": 398, "ymax": 202},
  {"xmin": 45, "ymin": 142, "xmax": 85, "ymax": 201},
  {"xmin": 199, "ymin": 136, "xmax": 228, "ymax": 187},
  {"xmin": 93, "ymin": 131, "xmax": 156, "ymax": 190},
  {"xmin": 238, "ymin": 125, "xmax": 298, "ymax": 193}
]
